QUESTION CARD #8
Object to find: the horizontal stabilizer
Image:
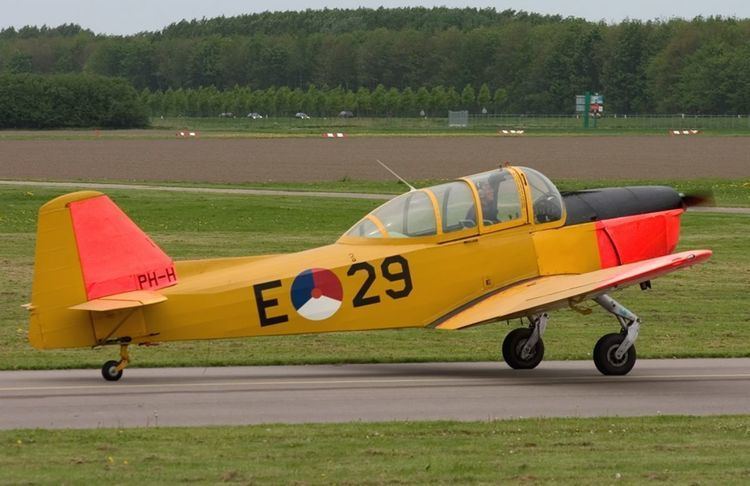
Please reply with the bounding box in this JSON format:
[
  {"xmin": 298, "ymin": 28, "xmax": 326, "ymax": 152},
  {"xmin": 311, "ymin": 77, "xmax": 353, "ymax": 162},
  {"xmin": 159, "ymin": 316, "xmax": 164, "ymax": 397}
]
[
  {"xmin": 69, "ymin": 290, "xmax": 167, "ymax": 312},
  {"xmin": 434, "ymin": 249, "xmax": 711, "ymax": 330}
]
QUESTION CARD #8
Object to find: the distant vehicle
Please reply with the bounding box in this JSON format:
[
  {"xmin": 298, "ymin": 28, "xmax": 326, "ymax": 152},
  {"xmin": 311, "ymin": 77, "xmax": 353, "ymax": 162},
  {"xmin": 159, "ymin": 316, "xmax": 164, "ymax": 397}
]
[
  {"xmin": 218, "ymin": 112, "xmax": 235, "ymax": 118},
  {"xmin": 247, "ymin": 112, "xmax": 263, "ymax": 119},
  {"xmin": 338, "ymin": 110, "xmax": 354, "ymax": 118},
  {"xmin": 295, "ymin": 112, "xmax": 310, "ymax": 119}
]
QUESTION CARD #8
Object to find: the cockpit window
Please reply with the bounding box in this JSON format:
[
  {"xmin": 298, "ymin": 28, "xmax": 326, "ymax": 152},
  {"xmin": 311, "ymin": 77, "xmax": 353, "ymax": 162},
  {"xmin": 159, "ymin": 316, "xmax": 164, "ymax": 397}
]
[
  {"xmin": 466, "ymin": 169, "xmax": 522, "ymax": 226},
  {"xmin": 521, "ymin": 167, "xmax": 563, "ymax": 224},
  {"xmin": 345, "ymin": 190, "xmax": 437, "ymax": 238},
  {"xmin": 344, "ymin": 167, "xmax": 560, "ymax": 240},
  {"xmin": 429, "ymin": 181, "xmax": 477, "ymax": 233},
  {"xmin": 348, "ymin": 217, "xmax": 383, "ymax": 238}
]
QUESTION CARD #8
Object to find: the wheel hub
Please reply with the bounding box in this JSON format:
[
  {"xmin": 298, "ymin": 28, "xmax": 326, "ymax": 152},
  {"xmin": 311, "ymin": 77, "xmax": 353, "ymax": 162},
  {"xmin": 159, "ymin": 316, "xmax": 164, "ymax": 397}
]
[
  {"xmin": 517, "ymin": 339, "xmax": 535, "ymax": 361},
  {"xmin": 606, "ymin": 344, "xmax": 627, "ymax": 367}
]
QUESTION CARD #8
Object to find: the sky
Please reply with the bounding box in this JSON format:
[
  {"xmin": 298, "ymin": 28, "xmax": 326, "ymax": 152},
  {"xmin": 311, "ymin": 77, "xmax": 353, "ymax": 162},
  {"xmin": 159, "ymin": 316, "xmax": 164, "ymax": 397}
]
[{"xmin": 1, "ymin": 0, "xmax": 748, "ymax": 35}]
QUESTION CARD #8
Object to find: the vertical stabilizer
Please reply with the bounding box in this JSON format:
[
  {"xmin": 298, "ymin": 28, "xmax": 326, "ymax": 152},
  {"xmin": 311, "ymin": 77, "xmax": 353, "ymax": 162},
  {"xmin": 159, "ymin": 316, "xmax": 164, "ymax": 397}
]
[{"xmin": 28, "ymin": 191, "xmax": 177, "ymax": 349}]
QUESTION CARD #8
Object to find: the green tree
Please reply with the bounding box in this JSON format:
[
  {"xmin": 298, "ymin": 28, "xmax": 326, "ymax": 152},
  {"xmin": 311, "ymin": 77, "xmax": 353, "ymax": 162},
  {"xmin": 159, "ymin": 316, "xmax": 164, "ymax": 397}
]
[
  {"xmin": 261, "ymin": 86, "xmax": 277, "ymax": 115},
  {"xmin": 150, "ymin": 90, "xmax": 165, "ymax": 117},
  {"xmin": 477, "ymin": 83, "xmax": 491, "ymax": 112},
  {"xmin": 185, "ymin": 89, "xmax": 199, "ymax": 116},
  {"xmin": 161, "ymin": 88, "xmax": 175, "ymax": 116},
  {"xmin": 289, "ymin": 87, "xmax": 305, "ymax": 112},
  {"xmin": 2, "ymin": 11, "xmax": 750, "ymax": 114},
  {"xmin": 492, "ymin": 87, "xmax": 508, "ymax": 113},
  {"xmin": 343, "ymin": 89, "xmax": 358, "ymax": 113},
  {"xmin": 198, "ymin": 86, "xmax": 221, "ymax": 116},
  {"xmin": 120, "ymin": 40, "xmax": 156, "ymax": 89},
  {"xmin": 54, "ymin": 47, "xmax": 76, "ymax": 73},
  {"xmin": 446, "ymin": 86, "xmax": 461, "ymax": 110},
  {"xmin": 275, "ymin": 86, "xmax": 292, "ymax": 115},
  {"xmin": 430, "ymin": 85, "xmax": 448, "ymax": 113},
  {"xmin": 400, "ymin": 87, "xmax": 417, "ymax": 116},
  {"xmin": 601, "ymin": 21, "xmax": 654, "ymax": 113},
  {"xmin": 172, "ymin": 88, "xmax": 188, "ymax": 116},
  {"xmin": 7, "ymin": 51, "xmax": 33, "ymax": 73},
  {"xmin": 188, "ymin": 38, "xmax": 223, "ymax": 88},
  {"xmin": 460, "ymin": 84, "xmax": 475, "ymax": 111},
  {"xmin": 325, "ymin": 86, "xmax": 346, "ymax": 115},
  {"xmin": 356, "ymin": 86, "xmax": 372, "ymax": 115},
  {"xmin": 415, "ymin": 86, "xmax": 431, "ymax": 115},
  {"xmin": 676, "ymin": 41, "xmax": 750, "ymax": 113},
  {"xmin": 303, "ymin": 85, "xmax": 324, "ymax": 115},
  {"xmin": 371, "ymin": 84, "xmax": 387, "ymax": 115},
  {"xmin": 384, "ymin": 87, "xmax": 401, "ymax": 116},
  {"xmin": 0, "ymin": 73, "xmax": 148, "ymax": 128}
]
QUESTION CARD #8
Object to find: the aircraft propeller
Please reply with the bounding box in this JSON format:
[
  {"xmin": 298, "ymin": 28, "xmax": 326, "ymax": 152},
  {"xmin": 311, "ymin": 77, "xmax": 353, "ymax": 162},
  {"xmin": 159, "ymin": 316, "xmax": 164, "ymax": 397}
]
[{"xmin": 679, "ymin": 189, "xmax": 715, "ymax": 208}]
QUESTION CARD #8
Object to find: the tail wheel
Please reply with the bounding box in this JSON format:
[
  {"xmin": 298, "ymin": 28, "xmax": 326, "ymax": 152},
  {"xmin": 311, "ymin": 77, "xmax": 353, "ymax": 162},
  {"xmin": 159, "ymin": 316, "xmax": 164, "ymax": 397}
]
[
  {"xmin": 593, "ymin": 333, "xmax": 636, "ymax": 376},
  {"xmin": 101, "ymin": 360, "xmax": 123, "ymax": 382},
  {"xmin": 502, "ymin": 328, "xmax": 544, "ymax": 370}
]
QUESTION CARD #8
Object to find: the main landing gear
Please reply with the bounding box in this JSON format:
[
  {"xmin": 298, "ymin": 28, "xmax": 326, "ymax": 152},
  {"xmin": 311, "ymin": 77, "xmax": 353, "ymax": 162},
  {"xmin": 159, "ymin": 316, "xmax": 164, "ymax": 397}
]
[
  {"xmin": 101, "ymin": 344, "xmax": 130, "ymax": 381},
  {"xmin": 502, "ymin": 313, "xmax": 547, "ymax": 369},
  {"xmin": 500, "ymin": 293, "xmax": 641, "ymax": 376}
]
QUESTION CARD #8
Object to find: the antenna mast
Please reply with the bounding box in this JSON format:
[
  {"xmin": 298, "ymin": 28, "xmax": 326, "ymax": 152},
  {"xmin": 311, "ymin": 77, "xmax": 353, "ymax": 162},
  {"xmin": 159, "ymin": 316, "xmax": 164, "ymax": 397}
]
[{"xmin": 375, "ymin": 159, "xmax": 416, "ymax": 192}]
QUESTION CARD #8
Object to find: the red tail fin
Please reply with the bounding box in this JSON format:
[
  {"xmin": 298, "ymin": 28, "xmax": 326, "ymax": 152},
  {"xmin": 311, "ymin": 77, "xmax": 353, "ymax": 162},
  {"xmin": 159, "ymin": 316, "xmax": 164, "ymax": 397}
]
[{"xmin": 68, "ymin": 195, "xmax": 178, "ymax": 300}]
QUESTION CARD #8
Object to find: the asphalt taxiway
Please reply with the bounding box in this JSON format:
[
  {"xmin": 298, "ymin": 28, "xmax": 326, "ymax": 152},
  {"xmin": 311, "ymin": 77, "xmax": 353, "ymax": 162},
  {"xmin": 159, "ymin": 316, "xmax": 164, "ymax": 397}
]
[{"xmin": 1, "ymin": 359, "xmax": 749, "ymax": 429}]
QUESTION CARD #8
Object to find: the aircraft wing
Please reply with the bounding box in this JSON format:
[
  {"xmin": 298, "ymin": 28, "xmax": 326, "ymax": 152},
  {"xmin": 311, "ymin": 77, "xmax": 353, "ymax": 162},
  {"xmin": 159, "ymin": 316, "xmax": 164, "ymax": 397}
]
[{"xmin": 434, "ymin": 249, "xmax": 711, "ymax": 330}]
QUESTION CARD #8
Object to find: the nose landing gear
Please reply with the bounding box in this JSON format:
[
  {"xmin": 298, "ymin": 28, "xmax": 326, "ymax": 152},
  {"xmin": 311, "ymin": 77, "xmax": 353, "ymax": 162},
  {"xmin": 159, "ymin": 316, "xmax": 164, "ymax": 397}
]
[{"xmin": 592, "ymin": 294, "xmax": 640, "ymax": 376}]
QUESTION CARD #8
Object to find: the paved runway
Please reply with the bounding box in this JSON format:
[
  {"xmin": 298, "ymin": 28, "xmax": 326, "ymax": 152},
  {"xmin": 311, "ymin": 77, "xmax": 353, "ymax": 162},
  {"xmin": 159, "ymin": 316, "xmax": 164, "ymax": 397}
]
[{"xmin": 1, "ymin": 359, "xmax": 749, "ymax": 429}]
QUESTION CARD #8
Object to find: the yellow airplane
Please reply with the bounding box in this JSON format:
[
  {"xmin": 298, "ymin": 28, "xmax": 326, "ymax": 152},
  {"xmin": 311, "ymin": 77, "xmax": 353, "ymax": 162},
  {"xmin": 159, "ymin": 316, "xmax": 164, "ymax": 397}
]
[{"xmin": 25, "ymin": 166, "xmax": 711, "ymax": 381}]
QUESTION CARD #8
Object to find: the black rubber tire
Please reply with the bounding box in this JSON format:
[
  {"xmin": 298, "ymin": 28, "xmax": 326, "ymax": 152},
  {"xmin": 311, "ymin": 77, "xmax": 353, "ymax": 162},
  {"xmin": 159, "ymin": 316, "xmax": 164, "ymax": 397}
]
[
  {"xmin": 502, "ymin": 328, "xmax": 544, "ymax": 370},
  {"xmin": 101, "ymin": 360, "xmax": 123, "ymax": 381},
  {"xmin": 593, "ymin": 333, "xmax": 636, "ymax": 376}
]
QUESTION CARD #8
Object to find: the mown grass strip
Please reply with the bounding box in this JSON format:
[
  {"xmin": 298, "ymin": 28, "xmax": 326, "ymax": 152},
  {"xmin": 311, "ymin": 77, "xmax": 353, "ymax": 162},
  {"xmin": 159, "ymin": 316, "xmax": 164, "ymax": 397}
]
[
  {"xmin": 155, "ymin": 116, "xmax": 750, "ymax": 137},
  {"xmin": 2, "ymin": 177, "xmax": 748, "ymax": 206},
  {"xmin": 1, "ymin": 186, "xmax": 748, "ymax": 371},
  {"xmin": 2, "ymin": 416, "xmax": 750, "ymax": 484},
  {"xmin": 1, "ymin": 116, "xmax": 749, "ymax": 140}
]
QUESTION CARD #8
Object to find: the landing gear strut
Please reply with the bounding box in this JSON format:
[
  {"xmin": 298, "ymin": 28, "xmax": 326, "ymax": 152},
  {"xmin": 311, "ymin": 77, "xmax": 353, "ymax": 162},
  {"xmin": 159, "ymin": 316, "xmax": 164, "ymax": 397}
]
[
  {"xmin": 101, "ymin": 344, "xmax": 130, "ymax": 382},
  {"xmin": 592, "ymin": 294, "xmax": 640, "ymax": 375},
  {"xmin": 502, "ymin": 313, "xmax": 548, "ymax": 369}
]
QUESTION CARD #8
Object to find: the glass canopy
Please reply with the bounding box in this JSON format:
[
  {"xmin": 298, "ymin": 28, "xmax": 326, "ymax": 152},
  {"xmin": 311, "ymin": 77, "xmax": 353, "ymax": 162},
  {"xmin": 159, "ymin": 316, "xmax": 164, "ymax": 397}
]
[{"xmin": 344, "ymin": 167, "xmax": 563, "ymax": 239}]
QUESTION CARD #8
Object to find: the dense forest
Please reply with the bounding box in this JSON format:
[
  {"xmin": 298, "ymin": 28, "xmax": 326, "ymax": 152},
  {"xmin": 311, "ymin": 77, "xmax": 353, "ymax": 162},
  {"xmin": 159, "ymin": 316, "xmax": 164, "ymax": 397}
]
[
  {"xmin": 0, "ymin": 74, "xmax": 147, "ymax": 128},
  {"xmin": 1, "ymin": 8, "xmax": 749, "ymax": 115}
]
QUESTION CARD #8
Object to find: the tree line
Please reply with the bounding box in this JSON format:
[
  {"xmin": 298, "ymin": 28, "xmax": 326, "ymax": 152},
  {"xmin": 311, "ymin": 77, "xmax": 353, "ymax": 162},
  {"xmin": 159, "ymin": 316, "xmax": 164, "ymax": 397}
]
[
  {"xmin": 0, "ymin": 74, "xmax": 147, "ymax": 128},
  {"xmin": 141, "ymin": 84, "xmax": 499, "ymax": 117},
  {"xmin": 1, "ymin": 9, "xmax": 749, "ymax": 114}
]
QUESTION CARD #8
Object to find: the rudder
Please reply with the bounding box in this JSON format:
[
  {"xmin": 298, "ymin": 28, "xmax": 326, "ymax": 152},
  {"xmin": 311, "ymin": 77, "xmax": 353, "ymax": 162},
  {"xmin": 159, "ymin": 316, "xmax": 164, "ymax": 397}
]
[{"xmin": 28, "ymin": 191, "xmax": 177, "ymax": 349}]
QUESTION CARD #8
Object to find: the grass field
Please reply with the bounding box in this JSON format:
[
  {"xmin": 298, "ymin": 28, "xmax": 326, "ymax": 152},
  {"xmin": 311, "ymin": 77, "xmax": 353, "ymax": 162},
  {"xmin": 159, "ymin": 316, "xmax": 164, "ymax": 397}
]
[
  {"xmin": 1, "ymin": 182, "xmax": 748, "ymax": 371},
  {"xmin": 152, "ymin": 115, "xmax": 750, "ymax": 136},
  {"xmin": 1, "ymin": 181, "xmax": 748, "ymax": 484},
  {"xmin": 89, "ymin": 177, "xmax": 750, "ymax": 207},
  {"xmin": 2, "ymin": 416, "xmax": 750, "ymax": 483},
  {"xmin": 0, "ymin": 115, "xmax": 749, "ymax": 140}
]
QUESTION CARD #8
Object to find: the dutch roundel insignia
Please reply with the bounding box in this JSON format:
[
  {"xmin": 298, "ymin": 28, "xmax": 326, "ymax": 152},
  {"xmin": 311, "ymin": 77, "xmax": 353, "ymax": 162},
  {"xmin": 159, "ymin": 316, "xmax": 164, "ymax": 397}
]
[{"xmin": 290, "ymin": 268, "xmax": 344, "ymax": 320}]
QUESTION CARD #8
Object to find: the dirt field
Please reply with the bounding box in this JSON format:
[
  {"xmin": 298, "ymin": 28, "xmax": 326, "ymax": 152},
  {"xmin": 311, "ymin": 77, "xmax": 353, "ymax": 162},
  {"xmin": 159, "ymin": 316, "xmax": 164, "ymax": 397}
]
[{"xmin": 0, "ymin": 136, "xmax": 748, "ymax": 182}]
